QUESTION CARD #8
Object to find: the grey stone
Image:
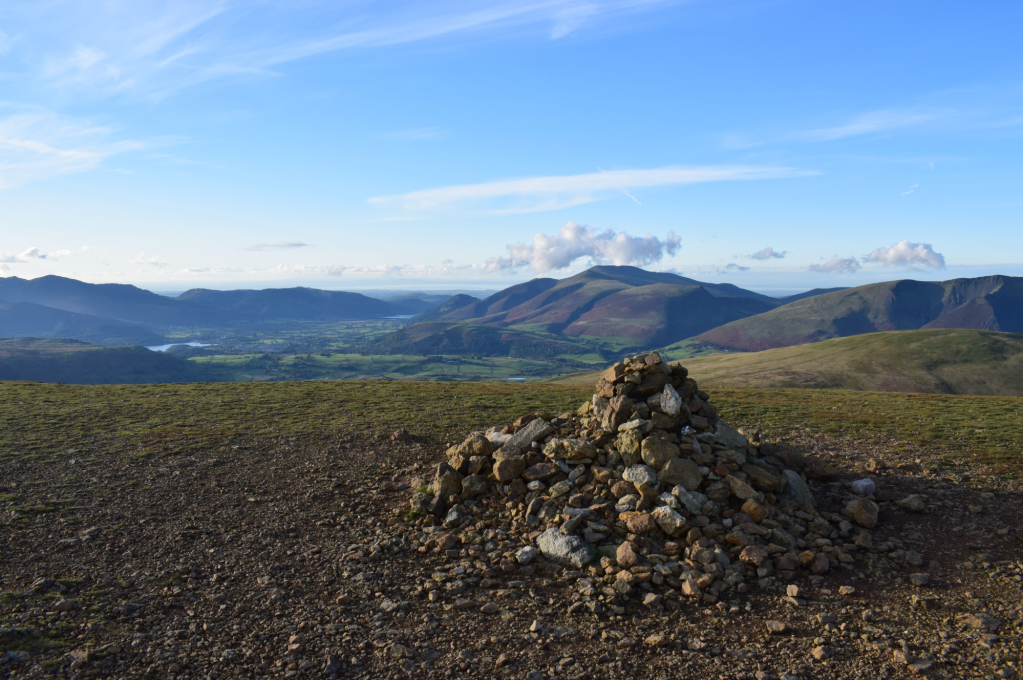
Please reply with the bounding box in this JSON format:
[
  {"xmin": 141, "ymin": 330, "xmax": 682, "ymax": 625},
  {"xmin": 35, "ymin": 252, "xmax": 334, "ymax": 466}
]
[
  {"xmin": 650, "ymin": 505, "xmax": 686, "ymax": 535},
  {"xmin": 661, "ymin": 384, "xmax": 682, "ymax": 416},
  {"xmin": 536, "ymin": 528, "xmax": 595, "ymax": 568},
  {"xmin": 641, "ymin": 437, "xmax": 679, "ymax": 470},
  {"xmin": 779, "ymin": 469, "xmax": 815, "ymax": 508},
  {"xmin": 658, "ymin": 457, "xmax": 703, "ymax": 490},
  {"xmin": 544, "ymin": 438, "xmax": 597, "ymax": 460},
  {"xmin": 672, "ymin": 486, "xmax": 708, "ymax": 515},
  {"xmin": 623, "ymin": 464, "xmax": 658, "ymax": 488},
  {"xmin": 507, "ymin": 418, "xmax": 554, "ymax": 450}
]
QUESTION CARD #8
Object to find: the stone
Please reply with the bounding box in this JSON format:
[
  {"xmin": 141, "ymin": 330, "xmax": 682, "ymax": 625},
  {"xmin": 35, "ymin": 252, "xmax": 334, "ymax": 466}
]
[
  {"xmin": 811, "ymin": 646, "xmax": 832, "ymax": 660},
  {"xmin": 669, "ymin": 487, "xmax": 706, "ymax": 516},
  {"xmin": 522, "ymin": 462, "xmax": 558, "ymax": 481},
  {"xmin": 456, "ymin": 432, "xmax": 494, "ymax": 457},
  {"xmin": 786, "ymin": 584, "xmax": 800, "ymax": 597},
  {"xmin": 614, "ymin": 429, "xmax": 643, "ymax": 465},
  {"xmin": 432, "ymin": 462, "xmax": 463, "ymax": 499},
  {"xmin": 645, "ymin": 633, "xmax": 669, "ymax": 647},
  {"xmin": 651, "ymin": 505, "xmax": 686, "ymax": 535},
  {"xmin": 626, "ymin": 513, "xmax": 657, "ymax": 534},
  {"xmin": 544, "ymin": 438, "xmax": 597, "ymax": 460},
  {"xmin": 766, "ymin": 620, "xmax": 792, "ymax": 635},
  {"xmin": 642, "ymin": 593, "xmax": 662, "ymax": 609},
  {"xmin": 616, "ymin": 541, "xmax": 638, "ymax": 569},
  {"xmin": 742, "ymin": 464, "xmax": 786, "ymax": 493},
  {"xmin": 601, "ymin": 395, "xmax": 634, "ymax": 432},
  {"xmin": 536, "ymin": 528, "xmax": 595, "ymax": 568},
  {"xmin": 516, "ymin": 546, "xmax": 538, "ymax": 565},
  {"xmin": 661, "ymin": 384, "xmax": 683, "ymax": 416},
  {"xmin": 962, "ymin": 614, "xmax": 1000, "ymax": 631},
  {"xmin": 623, "ymin": 464, "xmax": 658, "ymax": 488},
  {"xmin": 460, "ymin": 475, "xmax": 488, "ymax": 499},
  {"xmin": 849, "ymin": 478, "xmax": 875, "ymax": 496},
  {"xmin": 739, "ymin": 545, "xmax": 769, "ymax": 567},
  {"xmin": 658, "ymin": 457, "xmax": 703, "ymax": 490},
  {"xmin": 704, "ymin": 420, "xmax": 747, "ymax": 451},
  {"xmin": 777, "ymin": 469, "xmax": 814, "ymax": 508},
  {"xmin": 507, "ymin": 419, "xmax": 554, "ymax": 450},
  {"xmin": 601, "ymin": 362, "xmax": 627, "ymax": 383},
  {"xmin": 838, "ymin": 586, "xmax": 856, "ymax": 596},
  {"xmin": 846, "ymin": 498, "xmax": 879, "ymax": 528},
  {"xmin": 726, "ymin": 475, "xmax": 758, "ymax": 501},
  {"xmin": 548, "ymin": 481, "xmax": 572, "ymax": 498},
  {"xmin": 742, "ymin": 498, "xmax": 768, "ymax": 523},
  {"xmin": 641, "ymin": 437, "xmax": 679, "ymax": 470},
  {"xmin": 493, "ymin": 455, "xmax": 526, "ymax": 482},
  {"xmin": 909, "ymin": 573, "xmax": 931, "ymax": 586},
  {"xmin": 897, "ymin": 495, "xmax": 926, "ymax": 512}
]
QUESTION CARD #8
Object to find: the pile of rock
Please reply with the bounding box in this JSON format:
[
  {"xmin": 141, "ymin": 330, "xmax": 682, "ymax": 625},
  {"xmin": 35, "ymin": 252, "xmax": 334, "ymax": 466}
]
[{"xmin": 408, "ymin": 352, "xmax": 879, "ymax": 607}]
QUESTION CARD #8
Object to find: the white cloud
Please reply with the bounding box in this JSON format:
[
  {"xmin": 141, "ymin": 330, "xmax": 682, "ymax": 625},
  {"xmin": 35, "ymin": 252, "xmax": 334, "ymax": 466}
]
[
  {"xmin": 749, "ymin": 247, "xmax": 786, "ymax": 260},
  {"xmin": 0, "ymin": 105, "xmax": 142, "ymax": 187},
  {"xmin": 0, "ymin": 246, "xmax": 72, "ymax": 262},
  {"xmin": 809, "ymin": 257, "xmax": 861, "ymax": 273},
  {"xmin": 133, "ymin": 252, "xmax": 167, "ymax": 267},
  {"xmin": 864, "ymin": 239, "xmax": 945, "ymax": 269},
  {"xmin": 243, "ymin": 241, "xmax": 311, "ymax": 251},
  {"xmin": 724, "ymin": 263, "xmax": 749, "ymax": 272},
  {"xmin": 900, "ymin": 183, "xmax": 919, "ymax": 196},
  {"xmin": 485, "ymin": 221, "xmax": 680, "ymax": 273},
  {"xmin": 370, "ymin": 165, "xmax": 815, "ymax": 214}
]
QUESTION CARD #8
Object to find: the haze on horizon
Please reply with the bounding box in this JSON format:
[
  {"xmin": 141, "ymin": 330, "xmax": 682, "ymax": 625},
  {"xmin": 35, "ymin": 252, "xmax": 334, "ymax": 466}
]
[{"xmin": 1, "ymin": 1, "xmax": 1021, "ymax": 293}]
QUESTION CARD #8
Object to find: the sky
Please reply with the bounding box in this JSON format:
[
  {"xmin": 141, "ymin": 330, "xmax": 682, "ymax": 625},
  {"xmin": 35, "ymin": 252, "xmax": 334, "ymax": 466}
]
[{"xmin": 1, "ymin": 0, "xmax": 1021, "ymax": 294}]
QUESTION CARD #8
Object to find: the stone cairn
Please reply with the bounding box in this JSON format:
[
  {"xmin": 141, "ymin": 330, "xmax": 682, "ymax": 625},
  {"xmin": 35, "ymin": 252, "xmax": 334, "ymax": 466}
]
[{"xmin": 408, "ymin": 352, "xmax": 879, "ymax": 610}]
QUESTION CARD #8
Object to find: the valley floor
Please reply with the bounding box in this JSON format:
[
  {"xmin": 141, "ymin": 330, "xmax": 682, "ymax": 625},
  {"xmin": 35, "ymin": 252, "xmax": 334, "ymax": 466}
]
[{"xmin": 0, "ymin": 381, "xmax": 1020, "ymax": 680}]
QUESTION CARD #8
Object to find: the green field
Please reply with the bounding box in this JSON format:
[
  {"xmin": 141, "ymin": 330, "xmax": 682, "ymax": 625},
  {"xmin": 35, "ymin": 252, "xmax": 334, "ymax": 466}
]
[
  {"xmin": 1, "ymin": 379, "xmax": 1019, "ymax": 479},
  {"xmin": 189, "ymin": 351, "xmax": 594, "ymax": 382}
]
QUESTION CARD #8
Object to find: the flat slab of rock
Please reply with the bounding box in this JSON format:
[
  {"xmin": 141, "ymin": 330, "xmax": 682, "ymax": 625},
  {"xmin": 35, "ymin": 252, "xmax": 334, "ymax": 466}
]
[{"xmin": 507, "ymin": 419, "xmax": 554, "ymax": 450}]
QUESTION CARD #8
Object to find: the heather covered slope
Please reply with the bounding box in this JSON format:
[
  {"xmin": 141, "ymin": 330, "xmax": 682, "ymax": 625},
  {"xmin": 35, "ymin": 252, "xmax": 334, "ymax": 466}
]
[
  {"xmin": 682, "ymin": 329, "xmax": 1023, "ymax": 395},
  {"xmin": 696, "ymin": 275, "xmax": 1023, "ymax": 351}
]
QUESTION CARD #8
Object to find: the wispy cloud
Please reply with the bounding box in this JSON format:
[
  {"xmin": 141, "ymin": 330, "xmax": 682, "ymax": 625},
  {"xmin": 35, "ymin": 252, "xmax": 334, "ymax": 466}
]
[
  {"xmin": 243, "ymin": 241, "xmax": 311, "ymax": 251},
  {"xmin": 749, "ymin": 247, "xmax": 786, "ymax": 260},
  {"xmin": 0, "ymin": 105, "xmax": 142, "ymax": 187},
  {"xmin": 900, "ymin": 183, "xmax": 919, "ymax": 196},
  {"xmin": 724, "ymin": 263, "xmax": 749, "ymax": 272},
  {"xmin": 485, "ymin": 221, "xmax": 680, "ymax": 273},
  {"xmin": 370, "ymin": 165, "xmax": 815, "ymax": 213},
  {"xmin": 809, "ymin": 257, "xmax": 861, "ymax": 273},
  {"xmin": 865, "ymin": 239, "xmax": 945, "ymax": 269},
  {"xmin": 8, "ymin": 1, "xmax": 679, "ymax": 100},
  {"xmin": 791, "ymin": 108, "xmax": 946, "ymax": 143}
]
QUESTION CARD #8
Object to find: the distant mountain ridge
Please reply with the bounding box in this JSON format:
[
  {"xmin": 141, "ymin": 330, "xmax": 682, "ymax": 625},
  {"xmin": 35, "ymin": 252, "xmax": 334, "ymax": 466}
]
[
  {"xmin": 0, "ymin": 276, "xmax": 446, "ymax": 345},
  {"xmin": 696, "ymin": 275, "xmax": 1023, "ymax": 351}
]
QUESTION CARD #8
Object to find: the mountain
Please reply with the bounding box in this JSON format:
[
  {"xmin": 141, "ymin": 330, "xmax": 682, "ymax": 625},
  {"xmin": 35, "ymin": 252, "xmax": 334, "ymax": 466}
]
[
  {"xmin": 0, "ymin": 300, "xmax": 165, "ymax": 346},
  {"xmin": 0, "ymin": 338, "xmax": 225, "ymax": 384},
  {"xmin": 774, "ymin": 287, "xmax": 849, "ymax": 304},
  {"xmin": 383, "ymin": 266, "xmax": 778, "ymax": 353},
  {"xmin": 174, "ymin": 287, "xmax": 436, "ymax": 321},
  {"xmin": 0, "ymin": 276, "xmax": 448, "ymax": 333},
  {"xmin": 696, "ymin": 275, "xmax": 1023, "ymax": 351},
  {"xmin": 681, "ymin": 329, "xmax": 1023, "ymax": 396}
]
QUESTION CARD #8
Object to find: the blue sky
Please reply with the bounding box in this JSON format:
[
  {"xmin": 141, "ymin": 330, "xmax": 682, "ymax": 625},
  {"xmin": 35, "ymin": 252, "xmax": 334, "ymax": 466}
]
[{"xmin": 1, "ymin": 0, "xmax": 1021, "ymax": 293}]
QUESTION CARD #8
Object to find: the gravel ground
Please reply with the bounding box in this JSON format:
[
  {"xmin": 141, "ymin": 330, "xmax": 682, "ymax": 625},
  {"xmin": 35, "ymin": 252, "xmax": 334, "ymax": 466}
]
[{"xmin": 1, "ymin": 429, "xmax": 1021, "ymax": 680}]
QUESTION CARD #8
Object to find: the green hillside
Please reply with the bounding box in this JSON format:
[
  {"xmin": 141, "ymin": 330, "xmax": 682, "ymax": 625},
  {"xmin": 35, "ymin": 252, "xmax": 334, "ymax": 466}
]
[
  {"xmin": 682, "ymin": 329, "xmax": 1023, "ymax": 395},
  {"xmin": 0, "ymin": 338, "xmax": 228, "ymax": 385},
  {"xmin": 697, "ymin": 275, "xmax": 1023, "ymax": 351}
]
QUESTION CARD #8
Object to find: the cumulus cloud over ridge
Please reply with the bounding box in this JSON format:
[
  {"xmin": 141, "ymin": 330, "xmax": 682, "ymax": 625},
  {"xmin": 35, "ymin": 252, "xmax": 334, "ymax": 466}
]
[
  {"xmin": 750, "ymin": 247, "xmax": 786, "ymax": 260},
  {"xmin": 486, "ymin": 222, "xmax": 680, "ymax": 273},
  {"xmin": 865, "ymin": 239, "xmax": 945, "ymax": 269}
]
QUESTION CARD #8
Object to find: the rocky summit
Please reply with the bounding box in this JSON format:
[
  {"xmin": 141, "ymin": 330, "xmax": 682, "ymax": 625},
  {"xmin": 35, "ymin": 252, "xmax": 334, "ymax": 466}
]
[{"xmin": 409, "ymin": 352, "xmax": 879, "ymax": 610}]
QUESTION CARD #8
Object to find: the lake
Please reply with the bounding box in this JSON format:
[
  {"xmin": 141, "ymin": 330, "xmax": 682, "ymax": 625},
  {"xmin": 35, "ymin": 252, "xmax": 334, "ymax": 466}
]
[{"xmin": 146, "ymin": 341, "xmax": 213, "ymax": 352}]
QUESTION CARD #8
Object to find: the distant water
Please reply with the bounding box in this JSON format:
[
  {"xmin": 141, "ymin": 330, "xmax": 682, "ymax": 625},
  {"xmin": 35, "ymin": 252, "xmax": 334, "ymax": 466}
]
[
  {"xmin": 146, "ymin": 341, "xmax": 213, "ymax": 352},
  {"xmin": 506, "ymin": 377, "xmax": 527, "ymax": 381},
  {"xmin": 384, "ymin": 315, "xmax": 415, "ymax": 319}
]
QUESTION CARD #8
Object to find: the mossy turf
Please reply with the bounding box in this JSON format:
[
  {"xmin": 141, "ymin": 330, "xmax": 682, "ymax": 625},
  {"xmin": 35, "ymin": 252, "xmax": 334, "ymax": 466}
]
[{"xmin": 1, "ymin": 380, "xmax": 1019, "ymax": 478}]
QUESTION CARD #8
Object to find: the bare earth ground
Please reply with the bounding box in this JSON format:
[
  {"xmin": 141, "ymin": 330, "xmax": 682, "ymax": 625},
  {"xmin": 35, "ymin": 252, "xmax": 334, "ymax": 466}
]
[{"xmin": 1, "ymin": 382, "xmax": 1021, "ymax": 680}]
